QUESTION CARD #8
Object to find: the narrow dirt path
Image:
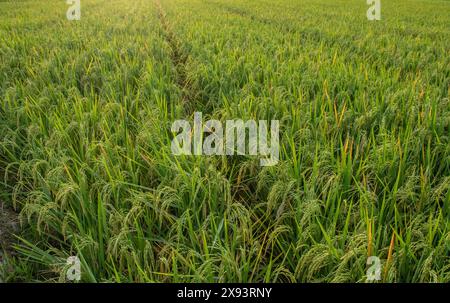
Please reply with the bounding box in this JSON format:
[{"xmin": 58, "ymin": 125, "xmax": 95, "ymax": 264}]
[{"xmin": 154, "ymin": 0, "xmax": 195, "ymax": 114}]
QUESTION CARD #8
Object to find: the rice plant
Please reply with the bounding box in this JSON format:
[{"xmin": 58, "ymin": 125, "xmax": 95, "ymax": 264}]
[{"xmin": 0, "ymin": 0, "xmax": 449, "ymax": 282}]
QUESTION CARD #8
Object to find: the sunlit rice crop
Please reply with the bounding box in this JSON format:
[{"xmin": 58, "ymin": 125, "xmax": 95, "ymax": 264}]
[{"xmin": 0, "ymin": 0, "xmax": 449, "ymax": 282}]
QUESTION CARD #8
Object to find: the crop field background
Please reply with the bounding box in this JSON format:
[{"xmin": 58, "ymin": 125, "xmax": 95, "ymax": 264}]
[{"xmin": 0, "ymin": 0, "xmax": 449, "ymax": 282}]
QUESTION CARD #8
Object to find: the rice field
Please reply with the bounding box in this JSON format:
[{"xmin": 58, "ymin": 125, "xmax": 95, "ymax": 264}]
[{"xmin": 0, "ymin": 0, "xmax": 449, "ymax": 282}]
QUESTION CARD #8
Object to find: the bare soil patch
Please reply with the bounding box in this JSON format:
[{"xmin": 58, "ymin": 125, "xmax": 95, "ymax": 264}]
[{"xmin": 0, "ymin": 201, "xmax": 19, "ymax": 261}]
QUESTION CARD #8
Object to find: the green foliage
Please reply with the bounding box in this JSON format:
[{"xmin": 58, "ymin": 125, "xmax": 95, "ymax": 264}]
[{"xmin": 0, "ymin": 0, "xmax": 449, "ymax": 282}]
